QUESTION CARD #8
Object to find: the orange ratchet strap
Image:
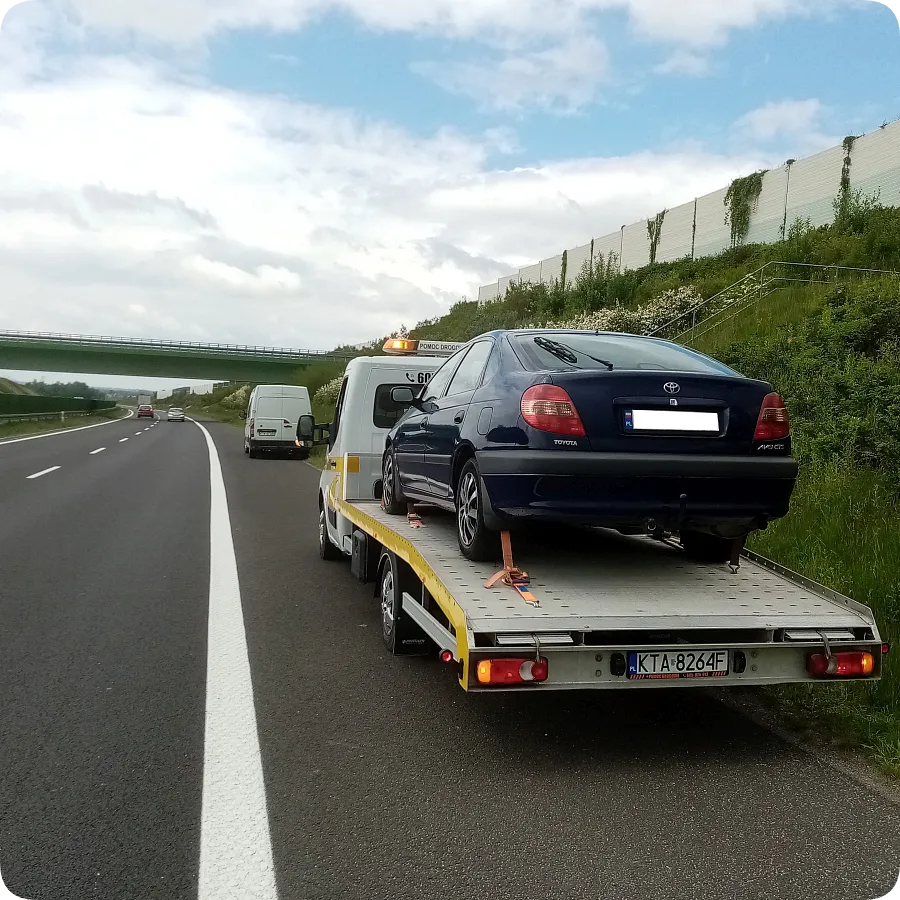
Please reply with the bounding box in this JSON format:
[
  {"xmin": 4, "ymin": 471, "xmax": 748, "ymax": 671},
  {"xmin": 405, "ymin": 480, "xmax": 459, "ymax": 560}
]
[
  {"xmin": 485, "ymin": 531, "xmax": 539, "ymax": 607},
  {"xmin": 407, "ymin": 503, "xmax": 424, "ymax": 528}
]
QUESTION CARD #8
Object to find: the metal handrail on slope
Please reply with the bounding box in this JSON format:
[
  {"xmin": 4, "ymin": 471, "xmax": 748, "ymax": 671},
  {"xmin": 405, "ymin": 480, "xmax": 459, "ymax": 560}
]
[{"xmin": 646, "ymin": 261, "xmax": 900, "ymax": 343}]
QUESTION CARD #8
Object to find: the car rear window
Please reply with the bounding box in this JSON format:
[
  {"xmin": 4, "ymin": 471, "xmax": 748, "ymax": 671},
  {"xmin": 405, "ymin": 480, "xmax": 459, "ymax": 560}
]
[
  {"xmin": 373, "ymin": 383, "xmax": 415, "ymax": 429},
  {"xmin": 510, "ymin": 332, "xmax": 738, "ymax": 375}
]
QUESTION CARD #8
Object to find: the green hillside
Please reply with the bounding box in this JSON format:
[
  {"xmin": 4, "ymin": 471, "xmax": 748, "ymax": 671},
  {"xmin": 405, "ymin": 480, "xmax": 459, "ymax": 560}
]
[
  {"xmin": 0, "ymin": 377, "xmax": 39, "ymax": 395},
  {"xmin": 401, "ymin": 196, "xmax": 900, "ymax": 774}
]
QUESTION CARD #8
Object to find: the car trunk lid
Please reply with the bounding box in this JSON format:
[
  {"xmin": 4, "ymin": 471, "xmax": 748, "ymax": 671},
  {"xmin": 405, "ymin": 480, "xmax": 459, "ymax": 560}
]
[{"xmin": 549, "ymin": 371, "xmax": 773, "ymax": 455}]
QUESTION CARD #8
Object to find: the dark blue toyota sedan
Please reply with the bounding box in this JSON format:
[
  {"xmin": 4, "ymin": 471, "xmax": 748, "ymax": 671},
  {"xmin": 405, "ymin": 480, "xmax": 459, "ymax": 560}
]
[{"xmin": 381, "ymin": 330, "xmax": 798, "ymax": 562}]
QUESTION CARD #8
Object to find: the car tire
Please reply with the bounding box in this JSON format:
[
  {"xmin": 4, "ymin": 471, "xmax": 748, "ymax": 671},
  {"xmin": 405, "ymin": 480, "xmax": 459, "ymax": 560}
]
[
  {"xmin": 244, "ymin": 441, "xmax": 249, "ymax": 455},
  {"xmin": 248, "ymin": 443, "xmax": 260, "ymax": 459},
  {"xmin": 680, "ymin": 530, "xmax": 736, "ymax": 563},
  {"xmin": 319, "ymin": 506, "xmax": 342, "ymax": 561},
  {"xmin": 381, "ymin": 446, "xmax": 406, "ymax": 515},
  {"xmin": 455, "ymin": 459, "xmax": 498, "ymax": 562}
]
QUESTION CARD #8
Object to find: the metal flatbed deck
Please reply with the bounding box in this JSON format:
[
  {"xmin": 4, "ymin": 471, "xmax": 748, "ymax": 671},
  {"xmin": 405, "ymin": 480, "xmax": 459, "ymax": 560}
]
[
  {"xmin": 335, "ymin": 495, "xmax": 882, "ymax": 690},
  {"xmin": 353, "ymin": 502, "xmax": 873, "ymax": 636}
]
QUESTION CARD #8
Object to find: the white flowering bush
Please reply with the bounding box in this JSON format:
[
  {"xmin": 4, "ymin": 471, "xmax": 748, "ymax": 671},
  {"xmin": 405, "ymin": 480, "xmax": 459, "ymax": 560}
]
[
  {"xmin": 220, "ymin": 384, "xmax": 251, "ymax": 409},
  {"xmin": 534, "ymin": 286, "xmax": 705, "ymax": 336},
  {"xmin": 314, "ymin": 376, "xmax": 343, "ymax": 406}
]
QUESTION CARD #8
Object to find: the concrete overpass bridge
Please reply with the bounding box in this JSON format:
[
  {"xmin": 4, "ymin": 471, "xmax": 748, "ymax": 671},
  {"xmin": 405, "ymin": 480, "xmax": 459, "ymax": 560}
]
[{"xmin": 0, "ymin": 330, "xmax": 354, "ymax": 383}]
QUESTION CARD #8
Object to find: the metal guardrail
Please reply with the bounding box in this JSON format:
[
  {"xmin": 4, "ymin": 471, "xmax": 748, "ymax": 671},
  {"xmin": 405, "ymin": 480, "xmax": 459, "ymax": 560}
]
[
  {"xmin": 647, "ymin": 261, "xmax": 900, "ymax": 344},
  {"xmin": 0, "ymin": 409, "xmax": 97, "ymax": 424},
  {"xmin": 0, "ymin": 329, "xmax": 355, "ymax": 362}
]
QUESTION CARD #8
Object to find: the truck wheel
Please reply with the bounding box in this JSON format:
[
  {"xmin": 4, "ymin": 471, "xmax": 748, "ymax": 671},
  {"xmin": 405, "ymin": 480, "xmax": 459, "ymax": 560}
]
[
  {"xmin": 680, "ymin": 530, "xmax": 735, "ymax": 563},
  {"xmin": 248, "ymin": 443, "xmax": 259, "ymax": 459},
  {"xmin": 455, "ymin": 459, "xmax": 498, "ymax": 562},
  {"xmin": 381, "ymin": 447, "xmax": 406, "ymax": 515},
  {"xmin": 379, "ymin": 551, "xmax": 428, "ymax": 655},
  {"xmin": 319, "ymin": 506, "xmax": 342, "ymax": 561}
]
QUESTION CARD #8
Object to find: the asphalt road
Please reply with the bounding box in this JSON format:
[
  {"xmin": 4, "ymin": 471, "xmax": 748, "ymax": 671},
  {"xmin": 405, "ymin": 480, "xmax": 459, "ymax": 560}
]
[{"xmin": 1, "ymin": 413, "xmax": 898, "ymax": 900}]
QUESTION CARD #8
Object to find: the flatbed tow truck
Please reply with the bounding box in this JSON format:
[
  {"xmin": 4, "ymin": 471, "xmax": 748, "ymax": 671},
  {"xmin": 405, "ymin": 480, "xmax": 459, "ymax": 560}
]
[{"xmin": 309, "ymin": 340, "xmax": 886, "ymax": 693}]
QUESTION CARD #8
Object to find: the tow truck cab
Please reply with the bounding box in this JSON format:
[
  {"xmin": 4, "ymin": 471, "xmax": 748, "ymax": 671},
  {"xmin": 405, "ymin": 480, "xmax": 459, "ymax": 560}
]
[{"xmin": 318, "ymin": 341, "xmax": 462, "ymax": 556}]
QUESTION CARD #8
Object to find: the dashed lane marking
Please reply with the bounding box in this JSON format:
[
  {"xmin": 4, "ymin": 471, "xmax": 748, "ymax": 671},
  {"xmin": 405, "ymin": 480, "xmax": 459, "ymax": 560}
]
[{"xmin": 26, "ymin": 466, "xmax": 60, "ymax": 480}]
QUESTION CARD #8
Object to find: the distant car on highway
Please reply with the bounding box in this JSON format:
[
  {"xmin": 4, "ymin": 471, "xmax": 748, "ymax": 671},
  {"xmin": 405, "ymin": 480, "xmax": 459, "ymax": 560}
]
[
  {"xmin": 137, "ymin": 404, "xmax": 154, "ymax": 419},
  {"xmin": 382, "ymin": 329, "xmax": 798, "ymax": 563},
  {"xmin": 167, "ymin": 407, "xmax": 185, "ymax": 422}
]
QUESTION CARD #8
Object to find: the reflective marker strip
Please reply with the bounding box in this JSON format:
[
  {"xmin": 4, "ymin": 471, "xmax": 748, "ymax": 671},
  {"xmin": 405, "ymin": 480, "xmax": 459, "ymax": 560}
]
[{"xmin": 27, "ymin": 466, "xmax": 60, "ymax": 479}]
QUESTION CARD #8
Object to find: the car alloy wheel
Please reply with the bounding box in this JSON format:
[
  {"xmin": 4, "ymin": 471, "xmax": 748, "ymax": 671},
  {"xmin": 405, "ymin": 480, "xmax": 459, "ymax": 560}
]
[
  {"xmin": 381, "ymin": 448, "xmax": 405, "ymax": 515},
  {"xmin": 458, "ymin": 470, "xmax": 479, "ymax": 548}
]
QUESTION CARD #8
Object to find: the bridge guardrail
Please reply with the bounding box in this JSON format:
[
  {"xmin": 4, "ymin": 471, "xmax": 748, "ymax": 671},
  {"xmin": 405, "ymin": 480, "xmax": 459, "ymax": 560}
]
[{"xmin": 0, "ymin": 329, "xmax": 356, "ymax": 362}]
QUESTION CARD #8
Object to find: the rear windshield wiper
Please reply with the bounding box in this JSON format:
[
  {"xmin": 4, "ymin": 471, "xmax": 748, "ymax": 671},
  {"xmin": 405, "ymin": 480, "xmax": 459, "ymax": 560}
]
[{"xmin": 534, "ymin": 336, "xmax": 614, "ymax": 370}]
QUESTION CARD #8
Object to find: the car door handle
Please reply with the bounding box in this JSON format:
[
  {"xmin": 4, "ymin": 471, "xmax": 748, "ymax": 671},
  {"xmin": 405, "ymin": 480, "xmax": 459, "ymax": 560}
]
[{"xmin": 454, "ymin": 411, "xmax": 465, "ymax": 424}]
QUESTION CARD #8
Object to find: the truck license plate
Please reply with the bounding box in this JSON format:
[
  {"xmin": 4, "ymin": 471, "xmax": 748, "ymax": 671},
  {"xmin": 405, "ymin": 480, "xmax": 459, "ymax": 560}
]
[
  {"xmin": 628, "ymin": 650, "xmax": 729, "ymax": 679},
  {"xmin": 258, "ymin": 429, "xmax": 277, "ymax": 436}
]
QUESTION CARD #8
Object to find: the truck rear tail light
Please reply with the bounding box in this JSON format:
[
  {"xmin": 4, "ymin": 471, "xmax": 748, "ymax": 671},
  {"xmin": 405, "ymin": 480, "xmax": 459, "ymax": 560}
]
[
  {"xmin": 476, "ymin": 657, "xmax": 549, "ymax": 685},
  {"xmin": 807, "ymin": 651, "xmax": 875, "ymax": 677},
  {"xmin": 754, "ymin": 393, "xmax": 790, "ymax": 441},
  {"xmin": 521, "ymin": 385, "xmax": 586, "ymax": 437},
  {"xmin": 249, "ymin": 419, "xmax": 254, "ymax": 438}
]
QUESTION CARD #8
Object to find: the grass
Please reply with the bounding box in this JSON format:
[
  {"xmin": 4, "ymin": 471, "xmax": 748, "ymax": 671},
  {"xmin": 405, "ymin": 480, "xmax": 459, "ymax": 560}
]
[
  {"xmin": 0, "ymin": 407, "xmax": 126, "ymax": 441},
  {"xmin": 747, "ymin": 464, "xmax": 900, "ymax": 777},
  {"xmin": 688, "ymin": 283, "xmax": 831, "ymax": 356}
]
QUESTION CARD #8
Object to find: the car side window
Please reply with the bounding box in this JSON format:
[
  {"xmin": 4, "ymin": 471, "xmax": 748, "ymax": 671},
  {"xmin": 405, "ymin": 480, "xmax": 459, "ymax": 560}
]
[
  {"xmin": 422, "ymin": 349, "xmax": 467, "ymax": 402},
  {"xmin": 480, "ymin": 343, "xmax": 502, "ymax": 386},
  {"xmin": 329, "ymin": 377, "xmax": 349, "ymax": 449},
  {"xmin": 445, "ymin": 341, "xmax": 493, "ymax": 397}
]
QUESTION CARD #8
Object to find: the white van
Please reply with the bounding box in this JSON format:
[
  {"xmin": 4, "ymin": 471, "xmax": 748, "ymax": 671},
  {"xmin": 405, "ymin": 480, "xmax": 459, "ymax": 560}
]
[
  {"xmin": 244, "ymin": 384, "xmax": 312, "ymax": 459},
  {"xmin": 308, "ymin": 339, "xmax": 462, "ymax": 557}
]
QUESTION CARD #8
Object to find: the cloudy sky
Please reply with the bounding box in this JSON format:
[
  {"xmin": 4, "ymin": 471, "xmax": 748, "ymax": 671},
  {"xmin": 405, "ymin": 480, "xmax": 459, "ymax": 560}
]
[{"xmin": 0, "ymin": 0, "xmax": 899, "ymax": 389}]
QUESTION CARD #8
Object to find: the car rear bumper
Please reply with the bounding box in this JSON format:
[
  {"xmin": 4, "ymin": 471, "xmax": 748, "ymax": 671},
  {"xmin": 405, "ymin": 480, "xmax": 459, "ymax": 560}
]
[
  {"xmin": 477, "ymin": 450, "xmax": 798, "ymax": 532},
  {"xmin": 249, "ymin": 439, "xmax": 307, "ymax": 451}
]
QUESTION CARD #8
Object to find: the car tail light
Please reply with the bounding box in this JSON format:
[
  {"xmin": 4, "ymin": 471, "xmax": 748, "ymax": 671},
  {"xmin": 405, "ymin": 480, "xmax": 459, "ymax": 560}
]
[
  {"xmin": 807, "ymin": 651, "xmax": 875, "ymax": 677},
  {"xmin": 521, "ymin": 385, "xmax": 586, "ymax": 437},
  {"xmin": 249, "ymin": 419, "xmax": 254, "ymax": 438},
  {"xmin": 475, "ymin": 657, "xmax": 549, "ymax": 685},
  {"xmin": 754, "ymin": 393, "xmax": 790, "ymax": 441}
]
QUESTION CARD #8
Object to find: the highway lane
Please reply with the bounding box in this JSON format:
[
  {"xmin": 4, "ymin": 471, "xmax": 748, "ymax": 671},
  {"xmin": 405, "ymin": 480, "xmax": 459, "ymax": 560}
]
[
  {"xmin": 1, "ymin": 416, "xmax": 898, "ymax": 900},
  {"xmin": 0, "ymin": 413, "xmax": 209, "ymax": 899},
  {"xmin": 207, "ymin": 421, "xmax": 900, "ymax": 900}
]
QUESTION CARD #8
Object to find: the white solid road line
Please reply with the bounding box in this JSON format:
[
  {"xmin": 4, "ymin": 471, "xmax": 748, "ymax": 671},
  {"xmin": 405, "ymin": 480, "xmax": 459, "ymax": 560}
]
[
  {"xmin": 26, "ymin": 466, "xmax": 61, "ymax": 480},
  {"xmin": 193, "ymin": 419, "xmax": 277, "ymax": 900},
  {"xmin": 0, "ymin": 409, "xmax": 134, "ymax": 448},
  {"xmin": 90, "ymin": 448, "xmax": 106, "ymax": 455}
]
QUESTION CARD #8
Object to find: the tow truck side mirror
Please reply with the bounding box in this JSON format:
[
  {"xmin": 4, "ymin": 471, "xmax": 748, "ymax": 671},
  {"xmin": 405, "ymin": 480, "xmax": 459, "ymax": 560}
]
[{"xmin": 297, "ymin": 414, "xmax": 315, "ymax": 440}]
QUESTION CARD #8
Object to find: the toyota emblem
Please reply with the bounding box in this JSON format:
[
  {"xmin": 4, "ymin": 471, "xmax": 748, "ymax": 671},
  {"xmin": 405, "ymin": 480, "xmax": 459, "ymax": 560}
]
[{"xmin": 664, "ymin": 382, "xmax": 681, "ymax": 395}]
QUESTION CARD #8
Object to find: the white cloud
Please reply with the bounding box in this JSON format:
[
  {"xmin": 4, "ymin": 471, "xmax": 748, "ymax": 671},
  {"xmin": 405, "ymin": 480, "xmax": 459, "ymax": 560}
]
[
  {"xmin": 37, "ymin": 0, "xmax": 827, "ymax": 46},
  {"xmin": 0, "ymin": 54, "xmax": 776, "ymax": 352},
  {"xmin": 654, "ymin": 50, "xmax": 711, "ymax": 77},
  {"xmin": 412, "ymin": 36, "xmax": 609, "ymax": 112},
  {"xmin": 732, "ymin": 99, "xmax": 837, "ymax": 154}
]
